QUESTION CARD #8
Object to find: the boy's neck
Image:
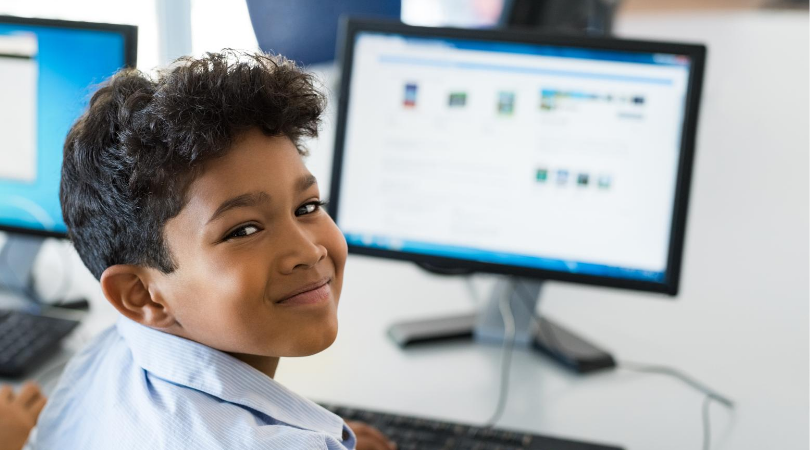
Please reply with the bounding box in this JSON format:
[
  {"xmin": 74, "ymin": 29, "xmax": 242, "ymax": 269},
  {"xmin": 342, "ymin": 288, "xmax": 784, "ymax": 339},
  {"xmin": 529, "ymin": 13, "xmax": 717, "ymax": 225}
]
[{"xmin": 231, "ymin": 353, "xmax": 280, "ymax": 378}]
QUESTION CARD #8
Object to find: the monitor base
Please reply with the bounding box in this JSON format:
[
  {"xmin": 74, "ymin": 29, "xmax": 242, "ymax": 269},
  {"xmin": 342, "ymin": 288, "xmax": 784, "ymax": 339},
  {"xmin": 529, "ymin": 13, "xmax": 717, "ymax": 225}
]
[{"xmin": 387, "ymin": 277, "xmax": 616, "ymax": 374}]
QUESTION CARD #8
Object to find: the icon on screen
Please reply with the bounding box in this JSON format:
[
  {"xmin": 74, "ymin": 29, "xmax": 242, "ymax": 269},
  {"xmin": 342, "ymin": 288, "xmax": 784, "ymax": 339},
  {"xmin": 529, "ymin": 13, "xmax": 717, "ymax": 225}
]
[
  {"xmin": 403, "ymin": 83, "xmax": 418, "ymax": 108},
  {"xmin": 598, "ymin": 174, "xmax": 612, "ymax": 189},
  {"xmin": 577, "ymin": 173, "xmax": 589, "ymax": 186},
  {"xmin": 448, "ymin": 92, "xmax": 467, "ymax": 107},
  {"xmin": 556, "ymin": 170, "xmax": 569, "ymax": 185},
  {"xmin": 540, "ymin": 89, "xmax": 555, "ymax": 111},
  {"xmin": 497, "ymin": 91, "xmax": 515, "ymax": 115},
  {"xmin": 535, "ymin": 168, "xmax": 548, "ymax": 183}
]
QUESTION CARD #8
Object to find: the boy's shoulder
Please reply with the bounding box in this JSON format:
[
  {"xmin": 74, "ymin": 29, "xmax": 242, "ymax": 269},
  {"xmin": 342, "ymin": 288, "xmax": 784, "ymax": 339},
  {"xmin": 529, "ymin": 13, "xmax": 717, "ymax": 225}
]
[{"xmin": 30, "ymin": 318, "xmax": 354, "ymax": 450}]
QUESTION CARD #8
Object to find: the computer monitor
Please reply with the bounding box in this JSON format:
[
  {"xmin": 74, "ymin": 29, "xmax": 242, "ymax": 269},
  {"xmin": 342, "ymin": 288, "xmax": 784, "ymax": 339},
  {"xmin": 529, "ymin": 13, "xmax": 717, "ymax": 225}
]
[
  {"xmin": 329, "ymin": 19, "xmax": 705, "ymax": 372},
  {"xmin": 0, "ymin": 16, "xmax": 136, "ymax": 297}
]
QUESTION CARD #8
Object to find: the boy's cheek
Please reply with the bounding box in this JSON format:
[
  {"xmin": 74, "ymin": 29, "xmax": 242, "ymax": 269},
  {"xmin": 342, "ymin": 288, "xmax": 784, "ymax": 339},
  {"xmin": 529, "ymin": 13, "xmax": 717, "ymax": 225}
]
[
  {"xmin": 327, "ymin": 223, "xmax": 349, "ymax": 266},
  {"xmin": 335, "ymin": 239, "xmax": 348, "ymax": 269},
  {"xmin": 171, "ymin": 263, "xmax": 265, "ymax": 326}
]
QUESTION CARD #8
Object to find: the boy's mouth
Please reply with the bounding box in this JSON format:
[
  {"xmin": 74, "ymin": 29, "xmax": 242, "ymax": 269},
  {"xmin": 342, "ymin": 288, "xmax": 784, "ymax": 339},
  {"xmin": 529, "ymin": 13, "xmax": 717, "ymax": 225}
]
[{"xmin": 275, "ymin": 277, "xmax": 332, "ymax": 305}]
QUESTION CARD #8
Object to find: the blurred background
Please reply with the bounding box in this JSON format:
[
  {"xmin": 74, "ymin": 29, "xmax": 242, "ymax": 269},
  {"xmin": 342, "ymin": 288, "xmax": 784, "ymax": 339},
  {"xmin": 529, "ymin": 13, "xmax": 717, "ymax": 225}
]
[
  {"xmin": 7, "ymin": 0, "xmax": 798, "ymax": 198},
  {"xmin": 0, "ymin": 2, "xmax": 806, "ymax": 449},
  {"xmin": 0, "ymin": 0, "xmax": 806, "ymax": 73}
]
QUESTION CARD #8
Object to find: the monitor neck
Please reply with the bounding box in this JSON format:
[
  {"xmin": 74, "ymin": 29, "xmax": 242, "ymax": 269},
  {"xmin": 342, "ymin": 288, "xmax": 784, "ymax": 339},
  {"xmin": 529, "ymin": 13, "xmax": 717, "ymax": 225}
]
[
  {"xmin": 475, "ymin": 277, "xmax": 543, "ymax": 346},
  {"xmin": 0, "ymin": 233, "xmax": 45, "ymax": 299}
]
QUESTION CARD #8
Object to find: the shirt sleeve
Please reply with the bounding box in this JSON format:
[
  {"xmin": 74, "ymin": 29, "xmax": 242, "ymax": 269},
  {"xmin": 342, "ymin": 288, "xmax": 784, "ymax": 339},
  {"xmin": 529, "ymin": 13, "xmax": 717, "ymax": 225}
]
[
  {"xmin": 22, "ymin": 426, "xmax": 37, "ymax": 450},
  {"xmin": 255, "ymin": 430, "xmax": 333, "ymax": 450}
]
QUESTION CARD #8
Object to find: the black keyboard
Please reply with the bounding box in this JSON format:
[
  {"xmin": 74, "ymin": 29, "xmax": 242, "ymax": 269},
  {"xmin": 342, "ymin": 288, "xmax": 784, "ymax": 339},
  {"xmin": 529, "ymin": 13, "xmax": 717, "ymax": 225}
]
[
  {"xmin": 0, "ymin": 309, "xmax": 79, "ymax": 377},
  {"xmin": 322, "ymin": 404, "xmax": 623, "ymax": 450}
]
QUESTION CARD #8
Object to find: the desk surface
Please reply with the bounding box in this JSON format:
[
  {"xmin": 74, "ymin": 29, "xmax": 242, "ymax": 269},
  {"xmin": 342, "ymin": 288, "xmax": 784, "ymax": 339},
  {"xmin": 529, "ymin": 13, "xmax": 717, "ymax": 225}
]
[{"xmin": 1, "ymin": 10, "xmax": 807, "ymax": 450}]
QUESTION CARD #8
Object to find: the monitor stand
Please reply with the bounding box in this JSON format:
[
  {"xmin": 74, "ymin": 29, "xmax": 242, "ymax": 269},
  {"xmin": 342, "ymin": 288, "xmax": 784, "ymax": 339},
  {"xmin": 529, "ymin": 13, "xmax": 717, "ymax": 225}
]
[
  {"xmin": 0, "ymin": 233, "xmax": 45, "ymax": 302},
  {"xmin": 388, "ymin": 276, "xmax": 616, "ymax": 374}
]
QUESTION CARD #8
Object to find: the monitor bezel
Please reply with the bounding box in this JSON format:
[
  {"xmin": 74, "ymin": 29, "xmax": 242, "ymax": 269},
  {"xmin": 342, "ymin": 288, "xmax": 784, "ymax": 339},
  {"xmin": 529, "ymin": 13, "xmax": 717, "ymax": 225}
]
[
  {"xmin": 330, "ymin": 18, "xmax": 705, "ymax": 296},
  {"xmin": 0, "ymin": 15, "xmax": 138, "ymax": 240}
]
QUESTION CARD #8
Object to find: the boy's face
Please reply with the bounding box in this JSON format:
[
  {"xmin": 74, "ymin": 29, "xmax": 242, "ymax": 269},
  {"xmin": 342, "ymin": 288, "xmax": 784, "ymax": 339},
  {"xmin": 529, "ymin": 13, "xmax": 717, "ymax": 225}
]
[{"xmin": 156, "ymin": 129, "xmax": 347, "ymax": 358}]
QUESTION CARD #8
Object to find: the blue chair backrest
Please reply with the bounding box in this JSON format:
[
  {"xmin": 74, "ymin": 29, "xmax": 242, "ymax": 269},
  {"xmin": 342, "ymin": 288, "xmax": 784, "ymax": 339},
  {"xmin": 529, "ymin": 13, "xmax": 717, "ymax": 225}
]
[{"xmin": 246, "ymin": 0, "xmax": 401, "ymax": 65}]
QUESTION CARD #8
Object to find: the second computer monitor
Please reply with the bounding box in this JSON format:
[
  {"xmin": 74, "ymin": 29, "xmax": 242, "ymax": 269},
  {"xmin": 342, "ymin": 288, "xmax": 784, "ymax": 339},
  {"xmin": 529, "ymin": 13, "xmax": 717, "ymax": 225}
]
[
  {"xmin": 0, "ymin": 16, "xmax": 136, "ymax": 239},
  {"xmin": 330, "ymin": 19, "xmax": 705, "ymax": 295}
]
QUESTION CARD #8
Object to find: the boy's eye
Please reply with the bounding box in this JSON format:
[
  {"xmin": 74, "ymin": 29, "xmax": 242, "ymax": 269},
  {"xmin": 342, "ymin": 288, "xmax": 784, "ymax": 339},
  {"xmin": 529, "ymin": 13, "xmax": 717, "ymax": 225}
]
[
  {"xmin": 225, "ymin": 224, "xmax": 260, "ymax": 240},
  {"xmin": 295, "ymin": 200, "xmax": 327, "ymax": 217}
]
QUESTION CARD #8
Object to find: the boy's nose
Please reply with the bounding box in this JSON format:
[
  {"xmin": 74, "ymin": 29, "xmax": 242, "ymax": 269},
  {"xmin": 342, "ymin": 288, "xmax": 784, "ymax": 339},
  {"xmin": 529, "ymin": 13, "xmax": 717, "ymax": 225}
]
[{"xmin": 277, "ymin": 226, "xmax": 327, "ymax": 274}]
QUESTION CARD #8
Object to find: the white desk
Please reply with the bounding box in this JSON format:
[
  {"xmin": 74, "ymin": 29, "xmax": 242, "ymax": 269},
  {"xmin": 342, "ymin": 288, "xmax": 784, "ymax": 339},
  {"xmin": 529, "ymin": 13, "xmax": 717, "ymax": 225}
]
[{"xmin": 1, "ymin": 10, "xmax": 807, "ymax": 450}]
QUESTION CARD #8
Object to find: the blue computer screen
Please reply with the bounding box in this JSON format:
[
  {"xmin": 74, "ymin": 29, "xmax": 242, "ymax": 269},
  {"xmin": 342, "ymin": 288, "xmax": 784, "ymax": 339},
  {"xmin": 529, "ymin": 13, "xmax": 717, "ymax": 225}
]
[
  {"xmin": 0, "ymin": 21, "xmax": 127, "ymax": 235},
  {"xmin": 337, "ymin": 32, "xmax": 693, "ymax": 283}
]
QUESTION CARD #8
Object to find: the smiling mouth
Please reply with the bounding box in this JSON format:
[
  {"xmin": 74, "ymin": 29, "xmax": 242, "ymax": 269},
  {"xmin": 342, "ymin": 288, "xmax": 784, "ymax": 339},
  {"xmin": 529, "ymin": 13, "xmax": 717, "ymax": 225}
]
[{"xmin": 276, "ymin": 278, "xmax": 332, "ymax": 306}]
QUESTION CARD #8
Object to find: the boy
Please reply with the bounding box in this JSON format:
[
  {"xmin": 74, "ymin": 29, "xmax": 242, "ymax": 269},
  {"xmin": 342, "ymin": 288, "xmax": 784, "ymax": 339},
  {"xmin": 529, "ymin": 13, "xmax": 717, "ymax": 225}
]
[{"xmin": 29, "ymin": 52, "xmax": 394, "ymax": 450}]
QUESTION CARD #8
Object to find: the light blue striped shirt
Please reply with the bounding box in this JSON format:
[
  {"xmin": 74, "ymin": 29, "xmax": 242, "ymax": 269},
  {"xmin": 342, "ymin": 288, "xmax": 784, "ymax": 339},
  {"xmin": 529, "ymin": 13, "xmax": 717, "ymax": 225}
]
[{"xmin": 30, "ymin": 316, "xmax": 356, "ymax": 449}]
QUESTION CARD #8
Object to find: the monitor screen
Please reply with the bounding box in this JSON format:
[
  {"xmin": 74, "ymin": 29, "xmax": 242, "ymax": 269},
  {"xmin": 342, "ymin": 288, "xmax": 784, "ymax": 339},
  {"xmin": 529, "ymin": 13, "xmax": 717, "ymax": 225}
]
[
  {"xmin": 331, "ymin": 21, "xmax": 704, "ymax": 294},
  {"xmin": 0, "ymin": 17, "xmax": 136, "ymax": 238}
]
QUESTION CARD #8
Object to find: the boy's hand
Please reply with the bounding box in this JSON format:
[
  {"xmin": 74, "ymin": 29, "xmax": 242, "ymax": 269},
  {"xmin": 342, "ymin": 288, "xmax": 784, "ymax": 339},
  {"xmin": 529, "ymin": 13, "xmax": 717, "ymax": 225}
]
[
  {"xmin": 345, "ymin": 420, "xmax": 397, "ymax": 450},
  {"xmin": 0, "ymin": 382, "xmax": 47, "ymax": 450}
]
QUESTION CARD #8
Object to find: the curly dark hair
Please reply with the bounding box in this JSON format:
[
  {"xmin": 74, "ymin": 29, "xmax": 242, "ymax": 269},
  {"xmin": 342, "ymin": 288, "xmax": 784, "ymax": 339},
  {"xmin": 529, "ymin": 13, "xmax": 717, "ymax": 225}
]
[{"xmin": 60, "ymin": 51, "xmax": 326, "ymax": 280}]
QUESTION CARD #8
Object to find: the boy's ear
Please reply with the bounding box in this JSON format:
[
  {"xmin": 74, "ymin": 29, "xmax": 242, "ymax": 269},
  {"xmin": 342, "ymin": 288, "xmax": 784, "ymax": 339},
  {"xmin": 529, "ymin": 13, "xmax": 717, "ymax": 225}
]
[{"xmin": 100, "ymin": 265, "xmax": 177, "ymax": 329}]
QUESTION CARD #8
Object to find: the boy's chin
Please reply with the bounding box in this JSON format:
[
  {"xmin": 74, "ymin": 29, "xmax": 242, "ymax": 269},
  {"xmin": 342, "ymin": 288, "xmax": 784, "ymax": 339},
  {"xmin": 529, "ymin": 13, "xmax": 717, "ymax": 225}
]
[{"xmin": 285, "ymin": 326, "xmax": 339, "ymax": 357}]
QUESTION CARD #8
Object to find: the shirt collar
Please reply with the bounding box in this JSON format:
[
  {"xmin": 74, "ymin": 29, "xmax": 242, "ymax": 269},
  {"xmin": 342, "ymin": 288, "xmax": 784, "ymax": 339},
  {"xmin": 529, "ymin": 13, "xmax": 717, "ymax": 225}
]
[{"xmin": 116, "ymin": 316, "xmax": 349, "ymax": 442}]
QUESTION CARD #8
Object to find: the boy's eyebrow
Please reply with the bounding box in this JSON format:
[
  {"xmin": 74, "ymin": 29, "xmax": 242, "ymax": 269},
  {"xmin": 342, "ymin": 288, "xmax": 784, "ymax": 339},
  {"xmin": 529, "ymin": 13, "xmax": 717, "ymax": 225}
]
[
  {"xmin": 297, "ymin": 174, "xmax": 318, "ymax": 192},
  {"xmin": 207, "ymin": 191, "xmax": 271, "ymax": 224},
  {"xmin": 206, "ymin": 175, "xmax": 318, "ymax": 225}
]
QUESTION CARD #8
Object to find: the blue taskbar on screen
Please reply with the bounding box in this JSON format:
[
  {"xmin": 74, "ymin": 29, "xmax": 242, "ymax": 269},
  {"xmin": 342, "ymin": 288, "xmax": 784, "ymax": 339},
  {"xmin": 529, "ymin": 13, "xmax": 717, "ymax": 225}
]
[{"xmin": 345, "ymin": 233, "xmax": 667, "ymax": 283}]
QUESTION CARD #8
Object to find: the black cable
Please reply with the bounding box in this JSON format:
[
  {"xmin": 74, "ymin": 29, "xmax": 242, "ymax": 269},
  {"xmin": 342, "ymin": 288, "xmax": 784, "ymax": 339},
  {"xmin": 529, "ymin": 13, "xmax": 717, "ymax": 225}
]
[{"xmin": 510, "ymin": 278, "xmax": 735, "ymax": 450}]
